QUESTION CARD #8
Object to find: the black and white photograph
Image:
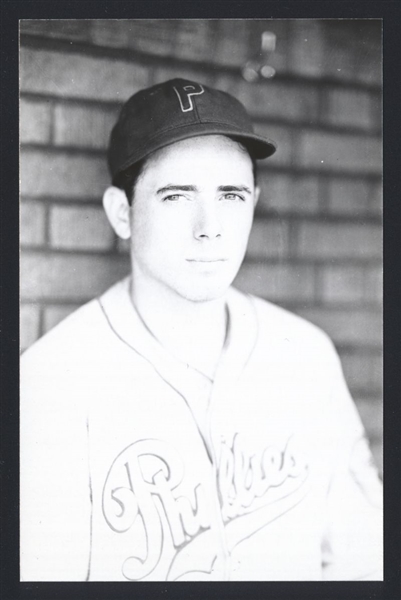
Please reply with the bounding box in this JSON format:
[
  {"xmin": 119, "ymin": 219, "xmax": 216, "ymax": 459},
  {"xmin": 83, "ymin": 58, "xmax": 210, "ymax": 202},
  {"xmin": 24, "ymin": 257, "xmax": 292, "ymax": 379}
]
[{"xmin": 18, "ymin": 18, "xmax": 384, "ymax": 584}]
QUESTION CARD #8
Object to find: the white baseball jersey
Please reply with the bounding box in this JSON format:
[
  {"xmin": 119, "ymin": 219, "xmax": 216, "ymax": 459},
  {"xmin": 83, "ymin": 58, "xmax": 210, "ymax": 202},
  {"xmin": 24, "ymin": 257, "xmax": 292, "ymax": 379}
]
[{"xmin": 20, "ymin": 277, "xmax": 383, "ymax": 581}]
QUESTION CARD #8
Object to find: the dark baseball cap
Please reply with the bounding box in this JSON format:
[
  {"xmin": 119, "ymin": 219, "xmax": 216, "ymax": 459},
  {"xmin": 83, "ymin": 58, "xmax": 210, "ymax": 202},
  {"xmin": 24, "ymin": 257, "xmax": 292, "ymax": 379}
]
[{"xmin": 108, "ymin": 78, "xmax": 277, "ymax": 183}]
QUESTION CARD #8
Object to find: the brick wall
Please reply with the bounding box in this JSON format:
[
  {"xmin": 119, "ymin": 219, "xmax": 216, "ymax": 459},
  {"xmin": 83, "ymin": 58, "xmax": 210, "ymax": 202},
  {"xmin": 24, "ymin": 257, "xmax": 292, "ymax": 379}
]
[{"xmin": 19, "ymin": 19, "xmax": 382, "ymax": 472}]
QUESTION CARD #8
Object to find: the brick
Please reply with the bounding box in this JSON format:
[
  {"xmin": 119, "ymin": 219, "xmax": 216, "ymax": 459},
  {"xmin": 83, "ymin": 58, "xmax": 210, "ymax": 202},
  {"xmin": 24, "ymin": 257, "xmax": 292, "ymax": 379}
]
[
  {"xmin": 259, "ymin": 82, "xmax": 319, "ymax": 122},
  {"xmin": 321, "ymin": 41, "xmax": 354, "ymax": 82},
  {"xmin": 256, "ymin": 124, "xmax": 293, "ymax": 166},
  {"xmin": 353, "ymin": 397, "xmax": 383, "ymax": 443},
  {"xmin": 215, "ymin": 74, "xmax": 320, "ymax": 122},
  {"xmin": 321, "ymin": 21, "xmax": 382, "ymax": 86},
  {"xmin": 287, "ymin": 20, "xmax": 325, "ymax": 78},
  {"xmin": 20, "ymin": 201, "xmax": 46, "ymax": 247},
  {"xmin": 327, "ymin": 178, "xmax": 373, "ymax": 215},
  {"xmin": 258, "ymin": 172, "xmax": 319, "ymax": 214},
  {"xmin": 20, "ymin": 303, "xmax": 40, "ymax": 351},
  {"xmin": 20, "ymin": 98, "xmax": 52, "ymax": 144},
  {"xmin": 288, "ymin": 175, "xmax": 320, "ymax": 212},
  {"xmin": 20, "ymin": 252, "xmax": 130, "ymax": 301},
  {"xmin": 369, "ymin": 182, "xmax": 383, "ymax": 215},
  {"xmin": 20, "ymin": 149, "xmax": 110, "ymax": 199},
  {"xmin": 257, "ymin": 173, "xmax": 291, "ymax": 212},
  {"xmin": 320, "ymin": 265, "xmax": 365, "ymax": 304},
  {"xmin": 43, "ymin": 304, "xmax": 80, "ymax": 333},
  {"xmin": 54, "ymin": 103, "xmax": 119, "ymax": 149},
  {"xmin": 246, "ymin": 219, "xmax": 290, "ymax": 260},
  {"xmin": 89, "ymin": 20, "xmax": 136, "ymax": 49},
  {"xmin": 234, "ymin": 262, "xmax": 315, "ymax": 303},
  {"xmin": 341, "ymin": 352, "xmax": 383, "ymax": 395},
  {"xmin": 370, "ymin": 92, "xmax": 382, "ymax": 131},
  {"xmin": 49, "ymin": 205, "xmax": 115, "ymax": 251},
  {"xmin": 353, "ymin": 43, "xmax": 382, "ymax": 87},
  {"xmin": 296, "ymin": 221, "xmax": 382, "ymax": 260},
  {"xmin": 365, "ymin": 266, "xmax": 383, "ymax": 305},
  {"xmin": 324, "ymin": 19, "xmax": 381, "ymax": 84},
  {"xmin": 172, "ymin": 20, "xmax": 217, "ymax": 63},
  {"xmin": 20, "ymin": 20, "xmax": 91, "ymax": 42},
  {"xmin": 298, "ymin": 130, "xmax": 382, "ymax": 174},
  {"xmin": 116, "ymin": 237, "xmax": 130, "ymax": 254},
  {"xmin": 321, "ymin": 22, "xmax": 356, "ymax": 79},
  {"xmin": 325, "ymin": 88, "xmax": 373, "ymax": 130},
  {"xmin": 212, "ymin": 20, "xmax": 250, "ymax": 68},
  {"xmin": 294, "ymin": 307, "xmax": 382, "ymax": 347},
  {"xmin": 20, "ymin": 47, "xmax": 150, "ymax": 102},
  {"xmin": 90, "ymin": 19, "xmax": 177, "ymax": 57}
]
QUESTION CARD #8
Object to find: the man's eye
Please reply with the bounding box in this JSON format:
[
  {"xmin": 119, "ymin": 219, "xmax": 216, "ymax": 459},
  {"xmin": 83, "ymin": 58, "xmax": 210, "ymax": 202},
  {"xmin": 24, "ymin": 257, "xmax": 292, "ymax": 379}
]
[
  {"xmin": 222, "ymin": 193, "xmax": 245, "ymax": 202},
  {"xmin": 163, "ymin": 194, "xmax": 182, "ymax": 202}
]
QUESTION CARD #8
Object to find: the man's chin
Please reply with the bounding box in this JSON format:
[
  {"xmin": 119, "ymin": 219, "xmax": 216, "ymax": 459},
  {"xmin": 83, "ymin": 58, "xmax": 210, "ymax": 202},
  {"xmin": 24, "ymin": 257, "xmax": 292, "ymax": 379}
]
[{"xmin": 177, "ymin": 282, "xmax": 232, "ymax": 304}]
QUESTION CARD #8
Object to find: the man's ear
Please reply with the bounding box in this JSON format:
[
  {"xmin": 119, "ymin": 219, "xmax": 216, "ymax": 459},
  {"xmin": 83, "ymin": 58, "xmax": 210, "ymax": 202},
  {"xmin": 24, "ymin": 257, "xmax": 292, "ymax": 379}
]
[
  {"xmin": 103, "ymin": 186, "xmax": 131, "ymax": 239},
  {"xmin": 254, "ymin": 186, "xmax": 260, "ymax": 208}
]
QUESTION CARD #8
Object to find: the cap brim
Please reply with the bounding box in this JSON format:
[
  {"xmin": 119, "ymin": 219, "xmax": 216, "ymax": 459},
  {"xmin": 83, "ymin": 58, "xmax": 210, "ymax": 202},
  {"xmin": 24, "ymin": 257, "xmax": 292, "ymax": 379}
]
[
  {"xmin": 113, "ymin": 122, "xmax": 276, "ymax": 180},
  {"xmin": 227, "ymin": 131, "xmax": 277, "ymax": 159}
]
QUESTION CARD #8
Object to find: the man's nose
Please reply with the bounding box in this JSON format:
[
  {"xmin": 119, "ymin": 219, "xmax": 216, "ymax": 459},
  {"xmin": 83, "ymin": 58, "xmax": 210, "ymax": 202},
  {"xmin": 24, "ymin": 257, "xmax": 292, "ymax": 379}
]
[{"xmin": 193, "ymin": 202, "xmax": 222, "ymax": 240}]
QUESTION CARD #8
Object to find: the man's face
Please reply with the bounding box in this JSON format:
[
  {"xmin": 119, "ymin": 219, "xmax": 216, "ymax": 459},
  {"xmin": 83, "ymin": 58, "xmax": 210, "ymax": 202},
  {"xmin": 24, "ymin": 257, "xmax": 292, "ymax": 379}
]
[{"xmin": 129, "ymin": 134, "xmax": 258, "ymax": 303}]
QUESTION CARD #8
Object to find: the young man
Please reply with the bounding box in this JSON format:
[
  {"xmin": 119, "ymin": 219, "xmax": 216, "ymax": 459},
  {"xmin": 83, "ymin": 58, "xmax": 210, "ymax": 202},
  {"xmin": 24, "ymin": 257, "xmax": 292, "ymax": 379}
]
[{"xmin": 20, "ymin": 79, "xmax": 383, "ymax": 581}]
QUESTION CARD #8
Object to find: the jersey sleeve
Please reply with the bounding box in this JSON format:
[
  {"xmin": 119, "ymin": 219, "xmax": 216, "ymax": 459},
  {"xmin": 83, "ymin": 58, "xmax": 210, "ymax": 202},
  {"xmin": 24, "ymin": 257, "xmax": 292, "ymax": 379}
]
[
  {"xmin": 321, "ymin": 344, "xmax": 383, "ymax": 580},
  {"xmin": 20, "ymin": 347, "xmax": 92, "ymax": 581}
]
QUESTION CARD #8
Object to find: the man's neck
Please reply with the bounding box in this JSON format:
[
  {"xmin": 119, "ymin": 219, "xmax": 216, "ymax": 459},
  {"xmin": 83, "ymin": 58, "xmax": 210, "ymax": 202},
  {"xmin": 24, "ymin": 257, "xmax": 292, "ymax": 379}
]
[{"xmin": 129, "ymin": 274, "xmax": 228, "ymax": 379}]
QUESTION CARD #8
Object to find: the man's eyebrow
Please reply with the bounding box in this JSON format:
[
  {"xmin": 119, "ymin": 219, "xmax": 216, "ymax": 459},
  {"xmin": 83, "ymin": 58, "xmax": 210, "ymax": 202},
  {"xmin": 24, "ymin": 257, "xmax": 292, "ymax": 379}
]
[
  {"xmin": 156, "ymin": 184, "xmax": 198, "ymax": 195},
  {"xmin": 218, "ymin": 185, "xmax": 252, "ymax": 194},
  {"xmin": 156, "ymin": 184, "xmax": 253, "ymax": 195}
]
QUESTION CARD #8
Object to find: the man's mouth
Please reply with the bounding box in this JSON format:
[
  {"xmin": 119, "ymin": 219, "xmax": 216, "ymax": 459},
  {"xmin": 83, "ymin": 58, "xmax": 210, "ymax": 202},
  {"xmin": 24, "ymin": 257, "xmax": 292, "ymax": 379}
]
[{"xmin": 186, "ymin": 258, "xmax": 228, "ymax": 263}]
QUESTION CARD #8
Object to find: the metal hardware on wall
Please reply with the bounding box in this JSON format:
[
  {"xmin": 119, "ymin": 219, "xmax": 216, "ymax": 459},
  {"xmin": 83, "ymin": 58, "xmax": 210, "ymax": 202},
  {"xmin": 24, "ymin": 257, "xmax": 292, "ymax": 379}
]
[{"xmin": 242, "ymin": 31, "xmax": 277, "ymax": 82}]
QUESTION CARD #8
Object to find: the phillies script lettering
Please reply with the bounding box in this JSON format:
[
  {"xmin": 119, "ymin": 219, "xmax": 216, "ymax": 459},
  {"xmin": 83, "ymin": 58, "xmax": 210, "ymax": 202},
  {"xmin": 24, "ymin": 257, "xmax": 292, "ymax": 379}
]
[{"xmin": 102, "ymin": 435, "xmax": 309, "ymax": 580}]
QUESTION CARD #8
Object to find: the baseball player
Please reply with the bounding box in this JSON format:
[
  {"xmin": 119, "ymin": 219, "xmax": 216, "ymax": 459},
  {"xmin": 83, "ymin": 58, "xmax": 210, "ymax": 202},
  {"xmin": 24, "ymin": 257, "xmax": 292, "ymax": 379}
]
[{"xmin": 20, "ymin": 78, "xmax": 383, "ymax": 581}]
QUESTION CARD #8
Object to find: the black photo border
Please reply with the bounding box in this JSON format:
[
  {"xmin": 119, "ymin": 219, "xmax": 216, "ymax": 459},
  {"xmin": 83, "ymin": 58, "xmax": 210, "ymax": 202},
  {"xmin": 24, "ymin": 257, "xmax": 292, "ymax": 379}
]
[{"xmin": 1, "ymin": 2, "xmax": 400, "ymax": 599}]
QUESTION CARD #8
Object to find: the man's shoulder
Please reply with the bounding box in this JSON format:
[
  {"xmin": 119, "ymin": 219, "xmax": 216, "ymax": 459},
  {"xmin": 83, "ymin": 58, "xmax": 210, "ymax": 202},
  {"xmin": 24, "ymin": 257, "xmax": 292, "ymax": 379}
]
[
  {"xmin": 21, "ymin": 297, "xmax": 104, "ymax": 369},
  {"xmin": 21, "ymin": 278, "xmax": 132, "ymax": 366},
  {"xmin": 243, "ymin": 291, "xmax": 334, "ymax": 353}
]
